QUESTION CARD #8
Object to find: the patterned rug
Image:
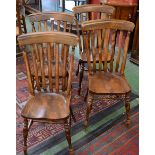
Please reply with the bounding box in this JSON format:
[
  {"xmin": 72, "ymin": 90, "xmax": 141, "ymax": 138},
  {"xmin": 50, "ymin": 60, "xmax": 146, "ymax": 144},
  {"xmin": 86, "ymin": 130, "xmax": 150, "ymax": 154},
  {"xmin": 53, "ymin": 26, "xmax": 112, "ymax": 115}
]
[
  {"xmin": 16, "ymin": 57, "xmax": 139, "ymax": 155},
  {"xmin": 75, "ymin": 110, "xmax": 139, "ymax": 155}
]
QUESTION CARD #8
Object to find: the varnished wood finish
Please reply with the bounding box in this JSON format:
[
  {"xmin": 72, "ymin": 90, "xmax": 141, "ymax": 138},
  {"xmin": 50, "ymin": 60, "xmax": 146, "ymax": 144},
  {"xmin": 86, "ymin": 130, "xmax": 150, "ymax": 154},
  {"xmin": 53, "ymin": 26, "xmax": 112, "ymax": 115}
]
[
  {"xmin": 88, "ymin": 72, "xmax": 131, "ymax": 94},
  {"xmin": 28, "ymin": 12, "xmax": 75, "ymax": 32},
  {"xmin": 81, "ymin": 19, "xmax": 134, "ymax": 31},
  {"xmin": 64, "ymin": 119, "xmax": 74, "ymax": 154},
  {"xmin": 72, "ymin": 4, "xmax": 115, "ymax": 95},
  {"xmin": 73, "ymin": 4, "xmax": 115, "ymax": 15},
  {"xmin": 125, "ymin": 93, "xmax": 131, "ymax": 126},
  {"xmin": 18, "ymin": 32, "xmax": 78, "ymax": 46},
  {"xmin": 22, "ymin": 93, "xmax": 70, "ymax": 120},
  {"xmin": 81, "ymin": 19, "xmax": 135, "ymax": 127},
  {"xmin": 27, "ymin": 12, "xmax": 75, "ymax": 88},
  {"xmin": 84, "ymin": 92, "xmax": 93, "ymax": 127},
  {"xmin": 23, "ymin": 118, "xmax": 28, "ymax": 155},
  {"xmin": 18, "ymin": 32, "xmax": 79, "ymax": 154}
]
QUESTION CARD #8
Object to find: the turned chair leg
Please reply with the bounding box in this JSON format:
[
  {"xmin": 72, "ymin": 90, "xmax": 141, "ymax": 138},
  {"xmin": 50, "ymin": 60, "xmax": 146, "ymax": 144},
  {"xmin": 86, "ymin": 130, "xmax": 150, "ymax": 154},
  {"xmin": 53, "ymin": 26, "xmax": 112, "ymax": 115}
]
[
  {"xmin": 125, "ymin": 93, "xmax": 131, "ymax": 126},
  {"xmin": 76, "ymin": 60, "xmax": 81, "ymax": 76},
  {"xmin": 78, "ymin": 63, "xmax": 84, "ymax": 95},
  {"xmin": 84, "ymin": 88, "xmax": 88, "ymax": 102},
  {"xmin": 64, "ymin": 119, "xmax": 74, "ymax": 154},
  {"xmin": 84, "ymin": 92, "xmax": 93, "ymax": 128},
  {"xmin": 23, "ymin": 118, "xmax": 28, "ymax": 155},
  {"xmin": 70, "ymin": 106, "xmax": 76, "ymax": 123},
  {"xmin": 22, "ymin": 15, "xmax": 27, "ymax": 34}
]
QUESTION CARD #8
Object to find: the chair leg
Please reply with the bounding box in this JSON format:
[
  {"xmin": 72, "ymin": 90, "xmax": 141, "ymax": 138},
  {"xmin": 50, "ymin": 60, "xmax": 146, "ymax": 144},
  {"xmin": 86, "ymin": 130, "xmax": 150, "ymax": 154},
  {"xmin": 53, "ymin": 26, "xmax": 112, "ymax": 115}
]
[
  {"xmin": 125, "ymin": 93, "xmax": 131, "ymax": 126},
  {"xmin": 84, "ymin": 87, "xmax": 88, "ymax": 102},
  {"xmin": 22, "ymin": 15, "xmax": 27, "ymax": 34},
  {"xmin": 70, "ymin": 106, "xmax": 76, "ymax": 123},
  {"xmin": 64, "ymin": 119, "xmax": 74, "ymax": 154},
  {"xmin": 78, "ymin": 62, "xmax": 84, "ymax": 95},
  {"xmin": 23, "ymin": 118, "xmax": 28, "ymax": 155},
  {"xmin": 84, "ymin": 92, "xmax": 93, "ymax": 128},
  {"xmin": 28, "ymin": 119, "xmax": 33, "ymax": 129},
  {"xmin": 76, "ymin": 59, "xmax": 81, "ymax": 76}
]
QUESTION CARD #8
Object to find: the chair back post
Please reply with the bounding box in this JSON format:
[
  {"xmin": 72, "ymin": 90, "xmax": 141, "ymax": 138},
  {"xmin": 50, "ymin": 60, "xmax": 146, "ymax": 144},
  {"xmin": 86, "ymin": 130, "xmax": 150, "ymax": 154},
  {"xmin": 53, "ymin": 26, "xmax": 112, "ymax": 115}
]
[
  {"xmin": 23, "ymin": 50, "xmax": 34, "ymax": 96},
  {"xmin": 120, "ymin": 31, "xmax": 131, "ymax": 75},
  {"xmin": 67, "ymin": 46, "xmax": 75, "ymax": 95},
  {"xmin": 83, "ymin": 31, "xmax": 92, "ymax": 74},
  {"xmin": 74, "ymin": 17, "xmax": 82, "ymax": 52}
]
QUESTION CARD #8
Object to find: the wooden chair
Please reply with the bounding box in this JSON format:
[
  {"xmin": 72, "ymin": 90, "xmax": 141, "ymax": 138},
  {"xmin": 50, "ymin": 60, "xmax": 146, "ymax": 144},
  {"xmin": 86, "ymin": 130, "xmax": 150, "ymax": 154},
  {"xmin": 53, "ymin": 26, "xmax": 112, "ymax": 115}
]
[
  {"xmin": 18, "ymin": 32, "xmax": 79, "ymax": 154},
  {"xmin": 81, "ymin": 19, "xmax": 135, "ymax": 128},
  {"xmin": 72, "ymin": 4, "xmax": 115, "ymax": 95}
]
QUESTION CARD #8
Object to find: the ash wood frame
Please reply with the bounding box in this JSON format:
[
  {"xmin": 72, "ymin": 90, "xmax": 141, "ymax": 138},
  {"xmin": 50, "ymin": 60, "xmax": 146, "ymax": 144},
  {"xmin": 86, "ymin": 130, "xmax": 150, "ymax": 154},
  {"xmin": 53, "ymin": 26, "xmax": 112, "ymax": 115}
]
[
  {"xmin": 81, "ymin": 19, "xmax": 135, "ymax": 128},
  {"xmin": 18, "ymin": 31, "xmax": 79, "ymax": 154}
]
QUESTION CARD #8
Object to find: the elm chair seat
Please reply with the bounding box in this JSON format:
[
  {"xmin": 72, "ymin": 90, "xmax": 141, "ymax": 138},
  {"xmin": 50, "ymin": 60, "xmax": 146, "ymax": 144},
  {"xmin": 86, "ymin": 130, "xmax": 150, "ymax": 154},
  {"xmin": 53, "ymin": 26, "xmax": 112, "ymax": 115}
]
[
  {"xmin": 22, "ymin": 93, "xmax": 71, "ymax": 120},
  {"xmin": 88, "ymin": 72, "xmax": 131, "ymax": 94}
]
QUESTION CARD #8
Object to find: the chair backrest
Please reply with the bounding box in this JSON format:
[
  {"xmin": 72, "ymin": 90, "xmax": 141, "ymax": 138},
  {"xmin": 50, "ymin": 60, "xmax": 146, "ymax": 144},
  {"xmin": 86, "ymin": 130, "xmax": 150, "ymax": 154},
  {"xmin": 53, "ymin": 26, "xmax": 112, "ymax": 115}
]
[
  {"xmin": 72, "ymin": 4, "xmax": 115, "ymax": 53},
  {"xmin": 28, "ymin": 12, "xmax": 75, "ymax": 32},
  {"xmin": 81, "ymin": 19, "xmax": 135, "ymax": 75},
  {"xmin": 72, "ymin": 4, "xmax": 115, "ymax": 22},
  {"xmin": 28, "ymin": 12, "xmax": 76, "ymax": 62},
  {"xmin": 18, "ymin": 32, "xmax": 79, "ymax": 95}
]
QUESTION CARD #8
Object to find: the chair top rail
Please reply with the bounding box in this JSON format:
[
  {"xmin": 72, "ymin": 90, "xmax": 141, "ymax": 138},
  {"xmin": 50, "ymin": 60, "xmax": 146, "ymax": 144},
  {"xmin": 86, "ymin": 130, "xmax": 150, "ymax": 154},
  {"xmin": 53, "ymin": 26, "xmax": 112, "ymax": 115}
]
[
  {"xmin": 81, "ymin": 19, "xmax": 135, "ymax": 32},
  {"xmin": 18, "ymin": 31, "xmax": 79, "ymax": 46},
  {"xmin": 72, "ymin": 4, "xmax": 115, "ymax": 14},
  {"xmin": 28, "ymin": 12, "xmax": 75, "ymax": 23}
]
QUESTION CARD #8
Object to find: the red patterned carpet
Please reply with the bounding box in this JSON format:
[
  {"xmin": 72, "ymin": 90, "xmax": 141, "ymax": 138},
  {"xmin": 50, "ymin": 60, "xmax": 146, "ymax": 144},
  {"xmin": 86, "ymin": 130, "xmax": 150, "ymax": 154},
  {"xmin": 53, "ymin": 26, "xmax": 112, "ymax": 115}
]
[
  {"xmin": 76, "ymin": 111, "xmax": 139, "ymax": 155},
  {"xmin": 16, "ymin": 56, "xmax": 139, "ymax": 155},
  {"xmin": 16, "ymin": 57, "xmax": 120, "ymax": 154}
]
